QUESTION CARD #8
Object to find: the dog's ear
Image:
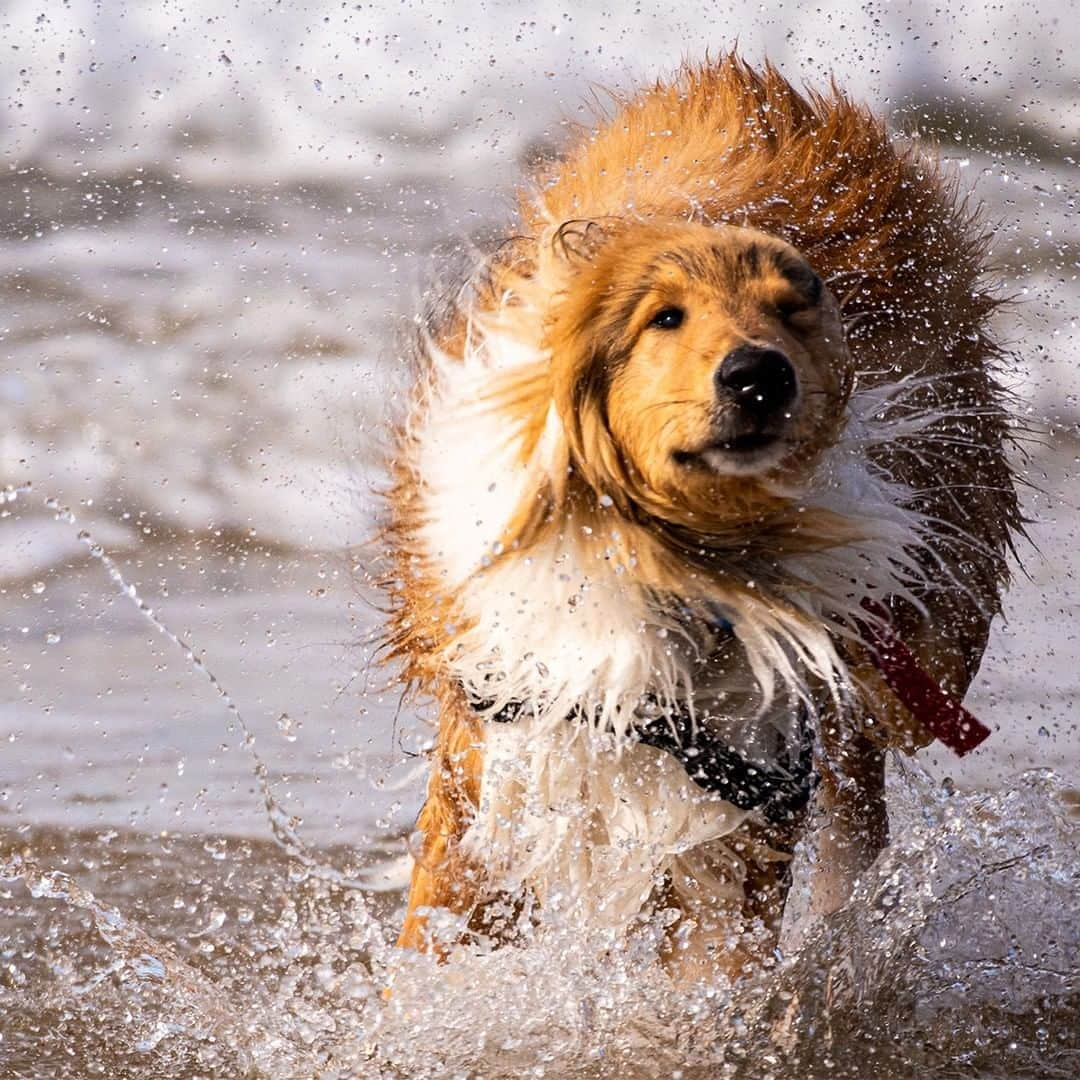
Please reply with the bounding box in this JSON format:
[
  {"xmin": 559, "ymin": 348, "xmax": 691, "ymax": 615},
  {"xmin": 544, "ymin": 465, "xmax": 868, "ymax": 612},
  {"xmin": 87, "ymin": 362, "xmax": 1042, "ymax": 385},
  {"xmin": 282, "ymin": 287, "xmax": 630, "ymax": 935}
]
[
  {"xmin": 545, "ymin": 218, "xmax": 613, "ymax": 267},
  {"xmin": 538, "ymin": 216, "xmax": 637, "ymax": 508}
]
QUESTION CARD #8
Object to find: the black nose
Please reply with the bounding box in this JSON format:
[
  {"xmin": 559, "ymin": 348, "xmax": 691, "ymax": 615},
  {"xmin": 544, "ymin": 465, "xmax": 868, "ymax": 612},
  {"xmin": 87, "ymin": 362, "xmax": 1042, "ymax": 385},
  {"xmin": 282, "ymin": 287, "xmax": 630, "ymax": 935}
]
[{"xmin": 716, "ymin": 346, "xmax": 797, "ymax": 418}]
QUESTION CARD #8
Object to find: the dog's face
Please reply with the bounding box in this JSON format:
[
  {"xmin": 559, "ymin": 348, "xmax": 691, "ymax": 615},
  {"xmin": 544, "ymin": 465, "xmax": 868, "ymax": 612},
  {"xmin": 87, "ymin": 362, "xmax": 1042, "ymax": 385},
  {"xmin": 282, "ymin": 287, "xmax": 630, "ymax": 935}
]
[{"xmin": 548, "ymin": 221, "xmax": 853, "ymax": 524}]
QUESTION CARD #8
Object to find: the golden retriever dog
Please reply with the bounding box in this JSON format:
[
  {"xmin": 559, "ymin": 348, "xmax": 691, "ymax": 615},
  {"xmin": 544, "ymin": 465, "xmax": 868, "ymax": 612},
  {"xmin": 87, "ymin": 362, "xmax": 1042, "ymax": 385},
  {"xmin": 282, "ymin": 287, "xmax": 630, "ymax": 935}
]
[{"xmin": 380, "ymin": 56, "xmax": 1020, "ymax": 981}]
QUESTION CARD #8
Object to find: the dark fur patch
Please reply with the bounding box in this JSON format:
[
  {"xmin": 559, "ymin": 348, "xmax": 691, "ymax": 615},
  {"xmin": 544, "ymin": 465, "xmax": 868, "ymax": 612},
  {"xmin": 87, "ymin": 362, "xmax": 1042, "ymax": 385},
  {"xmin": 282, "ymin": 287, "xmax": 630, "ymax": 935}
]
[{"xmin": 778, "ymin": 259, "xmax": 823, "ymax": 307}]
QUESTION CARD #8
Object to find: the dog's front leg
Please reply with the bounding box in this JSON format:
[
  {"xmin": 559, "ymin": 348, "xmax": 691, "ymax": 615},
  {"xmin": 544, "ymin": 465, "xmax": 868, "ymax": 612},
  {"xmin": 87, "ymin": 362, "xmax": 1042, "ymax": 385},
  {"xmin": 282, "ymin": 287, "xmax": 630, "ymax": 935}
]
[
  {"xmin": 812, "ymin": 725, "xmax": 885, "ymax": 920},
  {"xmin": 807, "ymin": 729, "xmax": 888, "ymax": 919},
  {"xmin": 398, "ymin": 707, "xmax": 486, "ymax": 953},
  {"xmin": 660, "ymin": 819, "xmax": 799, "ymax": 984}
]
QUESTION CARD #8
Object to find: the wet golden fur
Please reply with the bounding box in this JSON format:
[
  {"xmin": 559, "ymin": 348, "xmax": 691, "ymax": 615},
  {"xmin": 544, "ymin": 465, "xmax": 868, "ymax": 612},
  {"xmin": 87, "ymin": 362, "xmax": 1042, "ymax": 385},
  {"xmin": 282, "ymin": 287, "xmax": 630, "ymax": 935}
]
[{"xmin": 382, "ymin": 57, "xmax": 1021, "ymax": 973}]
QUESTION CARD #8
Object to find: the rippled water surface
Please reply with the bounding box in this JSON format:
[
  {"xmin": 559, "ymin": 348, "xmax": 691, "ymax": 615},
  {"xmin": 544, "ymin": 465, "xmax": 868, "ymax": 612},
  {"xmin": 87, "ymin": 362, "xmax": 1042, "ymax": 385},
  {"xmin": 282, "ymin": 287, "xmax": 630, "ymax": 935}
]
[{"xmin": 1, "ymin": 1, "xmax": 1078, "ymax": 1075}]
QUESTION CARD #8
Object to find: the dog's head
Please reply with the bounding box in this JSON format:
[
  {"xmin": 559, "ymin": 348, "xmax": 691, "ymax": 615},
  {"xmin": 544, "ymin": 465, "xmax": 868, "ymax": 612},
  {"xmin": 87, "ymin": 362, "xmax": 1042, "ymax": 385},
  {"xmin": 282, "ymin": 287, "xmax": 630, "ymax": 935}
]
[{"xmin": 544, "ymin": 220, "xmax": 853, "ymax": 530}]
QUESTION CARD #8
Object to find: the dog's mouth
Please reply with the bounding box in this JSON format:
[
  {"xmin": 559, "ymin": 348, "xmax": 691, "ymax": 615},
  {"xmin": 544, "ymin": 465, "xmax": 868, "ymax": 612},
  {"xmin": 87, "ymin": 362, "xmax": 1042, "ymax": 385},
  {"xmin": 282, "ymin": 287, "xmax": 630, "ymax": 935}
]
[
  {"xmin": 673, "ymin": 430, "xmax": 789, "ymax": 475},
  {"xmin": 710, "ymin": 432, "xmax": 779, "ymax": 454}
]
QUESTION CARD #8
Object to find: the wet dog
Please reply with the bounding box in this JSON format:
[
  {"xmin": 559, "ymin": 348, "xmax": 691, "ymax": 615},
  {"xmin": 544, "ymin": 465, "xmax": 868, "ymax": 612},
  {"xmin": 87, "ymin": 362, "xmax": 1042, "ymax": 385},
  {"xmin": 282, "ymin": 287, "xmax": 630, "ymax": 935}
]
[{"xmin": 381, "ymin": 56, "xmax": 1020, "ymax": 980}]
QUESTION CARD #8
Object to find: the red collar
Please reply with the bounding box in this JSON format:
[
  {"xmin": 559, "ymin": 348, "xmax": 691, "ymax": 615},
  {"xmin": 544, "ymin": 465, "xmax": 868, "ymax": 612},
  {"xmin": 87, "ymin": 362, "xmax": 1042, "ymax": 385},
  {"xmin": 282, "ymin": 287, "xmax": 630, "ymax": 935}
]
[{"xmin": 857, "ymin": 597, "xmax": 991, "ymax": 756}]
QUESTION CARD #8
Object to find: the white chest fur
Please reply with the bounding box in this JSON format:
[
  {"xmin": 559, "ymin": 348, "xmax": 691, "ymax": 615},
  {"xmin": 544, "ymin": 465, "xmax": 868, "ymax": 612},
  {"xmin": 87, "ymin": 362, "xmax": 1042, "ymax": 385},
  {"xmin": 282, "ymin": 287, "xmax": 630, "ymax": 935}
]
[{"xmin": 462, "ymin": 716, "xmax": 753, "ymax": 929}]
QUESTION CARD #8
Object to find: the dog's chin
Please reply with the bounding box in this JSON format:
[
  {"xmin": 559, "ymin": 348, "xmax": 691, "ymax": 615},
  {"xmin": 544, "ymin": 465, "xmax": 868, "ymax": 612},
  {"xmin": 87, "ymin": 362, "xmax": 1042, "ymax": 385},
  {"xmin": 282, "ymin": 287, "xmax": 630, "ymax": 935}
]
[{"xmin": 676, "ymin": 434, "xmax": 789, "ymax": 477}]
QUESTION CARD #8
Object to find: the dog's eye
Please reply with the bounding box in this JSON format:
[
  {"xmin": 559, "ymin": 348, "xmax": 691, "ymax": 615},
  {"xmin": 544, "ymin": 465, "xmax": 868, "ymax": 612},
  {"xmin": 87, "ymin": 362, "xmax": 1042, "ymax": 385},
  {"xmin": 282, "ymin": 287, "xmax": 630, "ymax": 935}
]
[
  {"xmin": 776, "ymin": 298, "xmax": 812, "ymax": 320},
  {"xmin": 649, "ymin": 306, "xmax": 685, "ymax": 330},
  {"xmin": 776, "ymin": 266, "xmax": 822, "ymax": 323}
]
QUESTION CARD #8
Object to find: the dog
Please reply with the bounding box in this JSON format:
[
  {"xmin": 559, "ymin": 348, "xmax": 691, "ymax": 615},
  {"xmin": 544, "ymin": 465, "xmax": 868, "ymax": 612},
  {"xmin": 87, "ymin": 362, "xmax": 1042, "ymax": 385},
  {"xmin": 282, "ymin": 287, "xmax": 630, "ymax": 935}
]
[{"xmin": 380, "ymin": 56, "xmax": 1020, "ymax": 981}]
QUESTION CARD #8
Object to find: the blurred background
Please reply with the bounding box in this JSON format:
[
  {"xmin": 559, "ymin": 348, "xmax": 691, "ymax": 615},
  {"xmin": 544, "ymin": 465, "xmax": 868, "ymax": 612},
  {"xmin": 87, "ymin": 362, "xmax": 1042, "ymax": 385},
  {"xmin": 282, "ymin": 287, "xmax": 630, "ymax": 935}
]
[{"xmin": 0, "ymin": 0, "xmax": 1076, "ymax": 847}]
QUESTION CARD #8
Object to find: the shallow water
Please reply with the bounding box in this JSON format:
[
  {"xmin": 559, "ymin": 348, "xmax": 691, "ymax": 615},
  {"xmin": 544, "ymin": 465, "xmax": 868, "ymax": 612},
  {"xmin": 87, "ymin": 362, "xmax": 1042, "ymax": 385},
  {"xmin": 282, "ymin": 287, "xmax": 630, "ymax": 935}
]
[
  {"xmin": 2, "ymin": 771, "xmax": 1076, "ymax": 1077},
  {"xmin": 1, "ymin": 432, "xmax": 1077, "ymax": 1080},
  {"xmin": 2, "ymin": 2, "xmax": 1079, "ymax": 1075}
]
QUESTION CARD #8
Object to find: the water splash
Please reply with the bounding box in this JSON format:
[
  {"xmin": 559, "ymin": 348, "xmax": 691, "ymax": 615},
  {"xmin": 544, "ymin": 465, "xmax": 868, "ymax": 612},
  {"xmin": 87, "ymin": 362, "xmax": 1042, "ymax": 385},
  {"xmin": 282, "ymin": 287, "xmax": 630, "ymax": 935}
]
[
  {"xmin": 0, "ymin": 850, "xmax": 318, "ymax": 1074},
  {"xmin": 6, "ymin": 762, "xmax": 1074, "ymax": 1077},
  {"xmin": 2, "ymin": 485, "xmax": 1076, "ymax": 1076},
  {"xmin": 362, "ymin": 768, "xmax": 1077, "ymax": 1078},
  {"xmin": 10, "ymin": 486, "xmax": 391, "ymax": 964}
]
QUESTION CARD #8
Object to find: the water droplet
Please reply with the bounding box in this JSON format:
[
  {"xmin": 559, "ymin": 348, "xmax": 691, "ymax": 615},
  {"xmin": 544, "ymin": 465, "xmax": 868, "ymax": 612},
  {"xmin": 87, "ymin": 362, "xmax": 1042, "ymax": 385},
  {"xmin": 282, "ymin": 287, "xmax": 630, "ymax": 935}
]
[
  {"xmin": 276, "ymin": 713, "xmax": 299, "ymax": 742},
  {"xmin": 131, "ymin": 954, "xmax": 167, "ymax": 981},
  {"xmin": 31, "ymin": 581, "xmax": 45, "ymax": 594},
  {"xmin": 45, "ymin": 631, "xmax": 61, "ymax": 645}
]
